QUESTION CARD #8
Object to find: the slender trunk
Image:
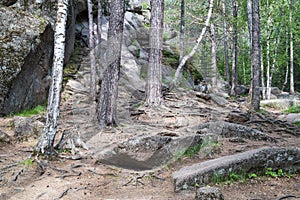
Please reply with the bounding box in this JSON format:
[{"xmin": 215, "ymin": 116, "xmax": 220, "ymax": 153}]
[
  {"xmin": 179, "ymin": 0, "xmax": 185, "ymax": 60},
  {"xmin": 173, "ymin": 0, "xmax": 214, "ymax": 86},
  {"xmin": 289, "ymin": 0, "xmax": 294, "ymax": 94},
  {"xmin": 266, "ymin": 28, "xmax": 271, "ymax": 98},
  {"xmin": 282, "ymin": 28, "xmax": 289, "ymax": 91},
  {"xmin": 210, "ymin": 23, "xmax": 217, "ymax": 88},
  {"xmin": 222, "ymin": 0, "xmax": 230, "ymax": 83},
  {"xmin": 97, "ymin": 0, "xmax": 102, "ymax": 45},
  {"xmin": 246, "ymin": 0, "xmax": 252, "ymax": 46},
  {"xmin": 243, "ymin": 59, "xmax": 246, "ymax": 85},
  {"xmin": 261, "ymin": 45, "xmax": 266, "ymax": 100},
  {"xmin": 35, "ymin": 0, "xmax": 69, "ymax": 154},
  {"xmin": 250, "ymin": 0, "xmax": 261, "ymax": 111},
  {"xmin": 145, "ymin": 0, "xmax": 164, "ymax": 106},
  {"xmin": 267, "ymin": 35, "xmax": 280, "ymax": 99},
  {"xmin": 87, "ymin": 0, "xmax": 97, "ymax": 99},
  {"xmin": 97, "ymin": 0, "xmax": 125, "ymax": 126},
  {"xmin": 230, "ymin": 0, "xmax": 238, "ymax": 96}
]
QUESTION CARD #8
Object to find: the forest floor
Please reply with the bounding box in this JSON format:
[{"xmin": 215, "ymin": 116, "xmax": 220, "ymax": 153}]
[{"xmin": 0, "ymin": 85, "xmax": 300, "ymax": 200}]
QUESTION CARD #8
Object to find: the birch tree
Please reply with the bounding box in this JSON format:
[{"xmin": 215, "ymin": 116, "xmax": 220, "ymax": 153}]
[
  {"xmin": 172, "ymin": 0, "xmax": 214, "ymax": 86},
  {"xmin": 35, "ymin": 0, "xmax": 69, "ymax": 154},
  {"xmin": 87, "ymin": 0, "xmax": 97, "ymax": 99},
  {"xmin": 289, "ymin": 0, "xmax": 294, "ymax": 94},
  {"xmin": 145, "ymin": 0, "xmax": 164, "ymax": 106},
  {"xmin": 97, "ymin": 0, "xmax": 125, "ymax": 126}
]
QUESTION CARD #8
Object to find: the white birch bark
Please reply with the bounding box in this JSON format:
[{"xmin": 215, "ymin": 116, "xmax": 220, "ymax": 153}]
[
  {"xmin": 87, "ymin": 0, "xmax": 97, "ymax": 99},
  {"xmin": 289, "ymin": 0, "xmax": 294, "ymax": 94},
  {"xmin": 36, "ymin": 0, "xmax": 69, "ymax": 154},
  {"xmin": 172, "ymin": 0, "xmax": 214, "ymax": 86}
]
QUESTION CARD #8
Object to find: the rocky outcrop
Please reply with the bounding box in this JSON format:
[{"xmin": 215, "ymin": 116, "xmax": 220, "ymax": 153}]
[
  {"xmin": 196, "ymin": 121, "xmax": 276, "ymax": 142},
  {"xmin": 0, "ymin": 1, "xmax": 75, "ymax": 116},
  {"xmin": 173, "ymin": 147, "xmax": 300, "ymax": 191},
  {"xmin": 196, "ymin": 187, "xmax": 224, "ymax": 200},
  {"xmin": 13, "ymin": 116, "xmax": 44, "ymax": 140}
]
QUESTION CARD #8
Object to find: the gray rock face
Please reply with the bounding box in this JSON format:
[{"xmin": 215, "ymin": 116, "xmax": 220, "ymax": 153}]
[
  {"xmin": 173, "ymin": 147, "xmax": 300, "ymax": 191},
  {"xmin": 195, "ymin": 187, "xmax": 224, "ymax": 200},
  {"xmin": 235, "ymin": 85, "xmax": 249, "ymax": 95},
  {"xmin": 0, "ymin": 129, "xmax": 10, "ymax": 144},
  {"xmin": 0, "ymin": 0, "xmax": 17, "ymax": 6},
  {"xmin": 0, "ymin": 1, "xmax": 75, "ymax": 116},
  {"xmin": 13, "ymin": 116, "xmax": 44, "ymax": 140}
]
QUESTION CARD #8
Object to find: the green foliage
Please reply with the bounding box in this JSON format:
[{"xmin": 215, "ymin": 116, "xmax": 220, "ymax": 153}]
[
  {"xmin": 141, "ymin": 2, "xmax": 150, "ymax": 10},
  {"xmin": 15, "ymin": 105, "xmax": 46, "ymax": 117},
  {"xmin": 293, "ymin": 121, "xmax": 300, "ymax": 127},
  {"xmin": 20, "ymin": 158, "xmax": 33, "ymax": 166},
  {"xmin": 183, "ymin": 143, "xmax": 202, "ymax": 158},
  {"xmin": 265, "ymin": 168, "xmax": 291, "ymax": 178},
  {"xmin": 162, "ymin": 49, "xmax": 179, "ymax": 68},
  {"xmin": 284, "ymin": 106, "xmax": 300, "ymax": 113}
]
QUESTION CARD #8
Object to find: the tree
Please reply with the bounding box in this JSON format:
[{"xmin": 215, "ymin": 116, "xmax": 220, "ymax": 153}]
[
  {"xmin": 210, "ymin": 23, "xmax": 217, "ymax": 88},
  {"xmin": 96, "ymin": 0, "xmax": 125, "ymax": 126},
  {"xmin": 97, "ymin": 0, "xmax": 102, "ymax": 45},
  {"xmin": 289, "ymin": 0, "xmax": 294, "ymax": 94},
  {"xmin": 222, "ymin": 0, "xmax": 230, "ymax": 83},
  {"xmin": 87, "ymin": 0, "xmax": 97, "ymax": 99},
  {"xmin": 35, "ymin": 0, "xmax": 69, "ymax": 154},
  {"xmin": 145, "ymin": 0, "xmax": 164, "ymax": 107},
  {"xmin": 230, "ymin": 0, "xmax": 238, "ymax": 96},
  {"xmin": 172, "ymin": 0, "xmax": 214, "ymax": 86},
  {"xmin": 249, "ymin": 0, "xmax": 261, "ymax": 110}
]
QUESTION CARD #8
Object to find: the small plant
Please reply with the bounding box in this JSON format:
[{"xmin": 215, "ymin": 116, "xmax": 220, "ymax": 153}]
[
  {"xmin": 265, "ymin": 167, "xmax": 277, "ymax": 177},
  {"xmin": 20, "ymin": 158, "xmax": 33, "ymax": 166},
  {"xmin": 229, "ymin": 173, "xmax": 240, "ymax": 181},
  {"xmin": 248, "ymin": 173, "xmax": 258, "ymax": 179},
  {"xmin": 293, "ymin": 121, "xmax": 300, "ymax": 127},
  {"xmin": 184, "ymin": 143, "xmax": 202, "ymax": 158},
  {"xmin": 141, "ymin": 2, "xmax": 150, "ymax": 10},
  {"xmin": 284, "ymin": 105, "xmax": 300, "ymax": 113},
  {"xmin": 15, "ymin": 105, "xmax": 46, "ymax": 117}
]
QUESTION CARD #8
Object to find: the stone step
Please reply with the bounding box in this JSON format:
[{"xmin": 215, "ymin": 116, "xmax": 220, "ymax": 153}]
[{"xmin": 173, "ymin": 147, "xmax": 300, "ymax": 192}]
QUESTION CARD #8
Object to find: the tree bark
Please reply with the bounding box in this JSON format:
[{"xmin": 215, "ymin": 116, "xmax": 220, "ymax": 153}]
[
  {"xmin": 172, "ymin": 0, "xmax": 214, "ymax": 86},
  {"xmin": 97, "ymin": 0, "xmax": 102, "ymax": 45},
  {"xmin": 250, "ymin": 0, "xmax": 261, "ymax": 111},
  {"xmin": 230, "ymin": 0, "xmax": 238, "ymax": 96},
  {"xmin": 97, "ymin": 0, "xmax": 125, "ymax": 126},
  {"xmin": 222, "ymin": 0, "xmax": 230, "ymax": 83},
  {"xmin": 176, "ymin": 0, "xmax": 185, "ymax": 83},
  {"xmin": 210, "ymin": 23, "xmax": 217, "ymax": 88},
  {"xmin": 35, "ymin": 0, "xmax": 69, "ymax": 154},
  {"xmin": 289, "ymin": 0, "xmax": 294, "ymax": 94},
  {"xmin": 145, "ymin": 0, "xmax": 164, "ymax": 107},
  {"xmin": 87, "ymin": 0, "xmax": 97, "ymax": 100}
]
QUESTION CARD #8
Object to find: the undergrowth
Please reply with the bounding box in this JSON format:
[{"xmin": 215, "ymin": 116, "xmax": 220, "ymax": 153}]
[{"xmin": 15, "ymin": 105, "xmax": 46, "ymax": 117}]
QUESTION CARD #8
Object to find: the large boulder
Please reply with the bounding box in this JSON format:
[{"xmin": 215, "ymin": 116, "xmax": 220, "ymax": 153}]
[{"xmin": 0, "ymin": 1, "xmax": 75, "ymax": 116}]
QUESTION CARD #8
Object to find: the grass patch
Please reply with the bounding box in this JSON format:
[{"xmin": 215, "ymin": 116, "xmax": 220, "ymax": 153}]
[
  {"xmin": 15, "ymin": 105, "xmax": 46, "ymax": 117},
  {"xmin": 210, "ymin": 168, "xmax": 293, "ymax": 185},
  {"xmin": 20, "ymin": 158, "xmax": 33, "ymax": 166},
  {"xmin": 284, "ymin": 105, "xmax": 300, "ymax": 113},
  {"xmin": 293, "ymin": 121, "xmax": 300, "ymax": 127}
]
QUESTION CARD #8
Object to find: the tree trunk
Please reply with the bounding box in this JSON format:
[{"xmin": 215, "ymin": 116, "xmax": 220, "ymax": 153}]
[
  {"xmin": 282, "ymin": 28, "xmax": 289, "ymax": 92},
  {"xmin": 179, "ymin": 0, "xmax": 185, "ymax": 61},
  {"xmin": 230, "ymin": 0, "xmax": 238, "ymax": 96},
  {"xmin": 172, "ymin": 0, "xmax": 214, "ymax": 86},
  {"xmin": 267, "ymin": 35, "xmax": 280, "ymax": 99},
  {"xmin": 87, "ymin": 0, "xmax": 97, "ymax": 100},
  {"xmin": 35, "ymin": 0, "xmax": 69, "ymax": 154},
  {"xmin": 97, "ymin": 0, "xmax": 102, "ymax": 45},
  {"xmin": 261, "ymin": 45, "xmax": 266, "ymax": 100},
  {"xmin": 222, "ymin": 0, "xmax": 230, "ymax": 83},
  {"xmin": 145, "ymin": 0, "xmax": 164, "ymax": 107},
  {"xmin": 289, "ymin": 0, "xmax": 294, "ymax": 94},
  {"xmin": 97, "ymin": 0, "xmax": 125, "ymax": 126},
  {"xmin": 210, "ymin": 23, "xmax": 217, "ymax": 88},
  {"xmin": 250, "ymin": 0, "xmax": 261, "ymax": 111}
]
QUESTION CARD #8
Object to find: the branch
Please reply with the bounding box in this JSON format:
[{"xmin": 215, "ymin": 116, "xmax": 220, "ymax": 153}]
[{"xmin": 172, "ymin": 0, "xmax": 214, "ymax": 87}]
